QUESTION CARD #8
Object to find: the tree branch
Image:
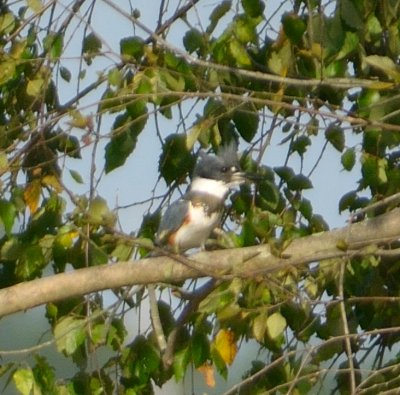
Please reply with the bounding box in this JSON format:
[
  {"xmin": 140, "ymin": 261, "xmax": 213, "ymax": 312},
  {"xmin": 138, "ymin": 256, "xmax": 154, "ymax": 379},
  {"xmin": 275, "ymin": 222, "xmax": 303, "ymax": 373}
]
[{"xmin": 1, "ymin": 208, "xmax": 400, "ymax": 318}]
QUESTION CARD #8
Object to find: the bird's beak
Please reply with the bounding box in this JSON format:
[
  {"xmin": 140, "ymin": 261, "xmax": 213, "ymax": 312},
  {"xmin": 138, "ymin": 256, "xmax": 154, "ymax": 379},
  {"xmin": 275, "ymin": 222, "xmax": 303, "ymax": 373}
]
[{"xmin": 231, "ymin": 171, "xmax": 263, "ymax": 185}]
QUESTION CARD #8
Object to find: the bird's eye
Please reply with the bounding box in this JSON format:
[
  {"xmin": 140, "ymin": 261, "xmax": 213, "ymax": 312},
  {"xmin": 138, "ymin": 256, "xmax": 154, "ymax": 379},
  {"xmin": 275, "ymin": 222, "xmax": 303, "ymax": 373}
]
[{"xmin": 221, "ymin": 166, "xmax": 228, "ymax": 173}]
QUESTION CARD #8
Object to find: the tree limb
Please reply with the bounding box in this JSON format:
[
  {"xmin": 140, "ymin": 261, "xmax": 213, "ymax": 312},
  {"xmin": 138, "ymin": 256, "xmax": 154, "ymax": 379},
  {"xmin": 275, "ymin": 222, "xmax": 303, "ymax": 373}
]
[{"xmin": 1, "ymin": 208, "xmax": 400, "ymax": 318}]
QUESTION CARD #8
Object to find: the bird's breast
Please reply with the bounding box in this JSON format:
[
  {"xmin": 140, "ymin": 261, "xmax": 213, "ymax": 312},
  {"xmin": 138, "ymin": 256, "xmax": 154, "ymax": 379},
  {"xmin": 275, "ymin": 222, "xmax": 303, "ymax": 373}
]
[{"xmin": 170, "ymin": 202, "xmax": 221, "ymax": 250}]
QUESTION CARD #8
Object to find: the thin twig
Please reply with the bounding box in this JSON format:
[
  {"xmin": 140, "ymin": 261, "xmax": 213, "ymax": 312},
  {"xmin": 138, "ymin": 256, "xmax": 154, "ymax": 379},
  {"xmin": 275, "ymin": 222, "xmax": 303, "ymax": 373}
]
[
  {"xmin": 339, "ymin": 260, "xmax": 356, "ymax": 393},
  {"xmin": 103, "ymin": 0, "xmax": 395, "ymax": 90},
  {"xmin": 162, "ymin": 279, "xmax": 218, "ymax": 368},
  {"xmin": 350, "ymin": 192, "xmax": 400, "ymax": 222},
  {"xmin": 148, "ymin": 284, "xmax": 167, "ymax": 352}
]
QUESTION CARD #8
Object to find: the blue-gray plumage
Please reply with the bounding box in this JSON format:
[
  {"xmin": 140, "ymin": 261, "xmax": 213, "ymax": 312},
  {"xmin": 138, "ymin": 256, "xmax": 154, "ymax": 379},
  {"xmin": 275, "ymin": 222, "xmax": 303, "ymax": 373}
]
[
  {"xmin": 156, "ymin": 142, "xmax": 257, "ymax": 251},
  {"xmin": 157, "ymin": 199, "xmax": 190, "ymax": 244}
]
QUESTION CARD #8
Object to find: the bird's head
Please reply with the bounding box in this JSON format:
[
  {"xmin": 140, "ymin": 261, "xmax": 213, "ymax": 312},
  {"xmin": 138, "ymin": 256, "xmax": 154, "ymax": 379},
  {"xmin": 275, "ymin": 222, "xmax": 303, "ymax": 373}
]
[{"xmin": 193, "ymin": 142, "xmax": 260, "ymax": 188}]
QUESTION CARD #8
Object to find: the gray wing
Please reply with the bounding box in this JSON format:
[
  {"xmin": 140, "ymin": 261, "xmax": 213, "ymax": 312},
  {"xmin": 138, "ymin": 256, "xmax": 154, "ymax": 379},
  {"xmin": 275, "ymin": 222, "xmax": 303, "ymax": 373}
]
[{"xmin": 156, "ymin": 199, "xmax": 190, "ymax": 245}]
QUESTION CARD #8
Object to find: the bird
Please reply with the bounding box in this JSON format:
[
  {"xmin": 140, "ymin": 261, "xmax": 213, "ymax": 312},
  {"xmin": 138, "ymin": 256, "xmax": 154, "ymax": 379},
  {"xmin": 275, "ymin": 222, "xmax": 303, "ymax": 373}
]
[{"xmin": 156, "ymin": 142, "xmax": 258, "ymax": 252}]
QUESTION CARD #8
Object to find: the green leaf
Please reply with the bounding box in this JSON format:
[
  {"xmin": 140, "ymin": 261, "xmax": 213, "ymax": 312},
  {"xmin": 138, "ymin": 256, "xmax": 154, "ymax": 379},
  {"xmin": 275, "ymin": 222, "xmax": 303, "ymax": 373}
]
[
  {"xmin": 16, "ymin": 244, "xmax": 46, "ymax": 280},
  {"xmin": 199, "ymin": 283, "xmax": 238, "ymax": 315},
  {"xmin": 313, "ymin": 339, "xmax": 343, "ymax": 363},
  {"xmin": 129, "ymin": 336, "xmax": 160, "ymax": 380},
  {"xmin": 287, "ymin": 174, "xmax": 313, "ymax": 190},
  {"xmin": 33, "ymin": 355, "xmax": 57, "ymax": 393},
  {"xmin": 159, "ymin": 69, "xmax": 185, "ymax": 92},
  {"xmin": 107, "ymin": 318, "xmax": 127, "ymax": 350},
  {"xmin": 54, "ymin": 316, "xmax": 86, "ymax": 355},
  {"xmin": 266, "ymin": 312, "xmax": 287, "ymax": 340},
  {"xmin": 341, "ymin": 148, "xmax": 356, "ymax": 171},
  {"xmin": 340, "ymin": 0, "xmax": 363, "ymax": 30},
  {"xmin": 229, "ymin": 39, "xmax": 252, "ymax": 66},
  {"xmin": 325, "ymin": 124, "xmax": 345, "ymax": 152},
  {"xmin": 69, "ymin": 169, "xmax": 84, "ymax": 184},
  {"xmin": 361, "ymin": 153, "xmax": 387, "ymax": 187},
  {"xmin": 82, "ymin": 33, "xmax": 102, "ymax": 65},
  {"xmin": 87, "ymin": 196, "xmax": 115, "ymax": 226},
  {"xmin": 357, "ymin": 89, "xmax": 381, "ymax": 117},
  {"xmin": 183, "ymin": 29, "xmax": 205, "ymax": 54},
  {"xmin": 57, "ymin": 134, "xmax": 81, "ymax": 158},
  {"xmin": 210, "ymin": 345, "xmax": 228, "ymax": 379},
  {"xmin": 268, "ymin": 42, "xmax": 291, "ymax": 75},
  {"xmin": 159, "ymin": 134, "xmax": 195, "ymax": 185},
  {"xmin": 310, "ymin": 214, "xmax": 329, "ymax": 232},
  {"xmin": 59, "ymin": 66, "xmax": 71, "ymax": 82},
  {"xmin": 282, "ymin": 13, "xmax": 306, "ymax": 45},
  {"xmin": 299, "ymin": 198, "xmax": 313, "ymax": 221},
  {"xmin": 111, "ymin": 242, "xmax": 134, "ymax": 261},
  {"xmin": 0, "ymin": 59, "xmax": 16, "ymax": 84},
  {"xmin": 291, "ymin": 135, "xmax": 311, "ymax": 156},
  {"xmin": 13, "ymin": 368, "xmax": 36, "ymax": 395},
  {"xmin": 126, "ymin": 99, "xmax": 148, "ymax": 130},
  {"xmin": 365, "ymin": 55, "xmax": 400, "ymax": 82},
  {"xmin": 120, "ymin": 36, "xmax": 145, "ymax": 60},
  {"xmin": 258, "ymin": 180, "xmax": 281, "ymax": 211},
  {"xmin": 105, "ymin": 105, "xmax": 147, "ymax": 173},
  {"xmin": 89, "ymin": 243, "xmax": 108, "ymax": 266},
  {"xmin": 241, "ymin": 0, "xmax": 265, "ymax": 18},
  {"xmin": 107, "ymin": 68, "xmax": 122, "ymax": 87},
  {"xmin": 338, "ymin": 190, "xmax": 357, "ymax": 213},
  {"xmin": 1, "ymin": 238, "xmax": 21, "ymax": 260},
  {"xmin": 0, "ymin": 199, "xmax": 16, "ymax": 236},
  {"xmin": 43, "ymin": 32, "xmax": 63, "ymax": 59},
  {"xmin": 274, "ymin": 166, "xmax": 295, "ymax": 182},
  {"xmin": 234, "ymin": 15, "xmax": 257, "ymax": 44},
  {"xmin": 90, "ymin": 323, "xmax": 107, "ymax": 346},
  {"xmin": 336, "ymin": 31, "xmax": 359, "ymax": 60},
  {"xmin": 0, "ymin": 13, "xmax": 15, "ymax": 35},
  {"xmin": 173, "ymin": 347, "xmax": 190, "ymax": 382},
  {"xmin": 233, "ymin": 103, "xmax": 259, "ymax": 142},
  {"xmin": 191, "ymin": 331, "xmax": 210, "ymax": 368},
  {"xmin": 207, "ymin": 0, "xmax": 232, "ymax": 34}
]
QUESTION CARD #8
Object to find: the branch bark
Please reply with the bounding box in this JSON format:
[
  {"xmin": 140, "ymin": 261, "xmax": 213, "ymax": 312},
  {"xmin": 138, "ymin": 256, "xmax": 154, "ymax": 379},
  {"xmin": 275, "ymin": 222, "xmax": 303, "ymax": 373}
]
[{"xmin": 1, "ymin": 208, "xmax": 400, "ymax": 318}]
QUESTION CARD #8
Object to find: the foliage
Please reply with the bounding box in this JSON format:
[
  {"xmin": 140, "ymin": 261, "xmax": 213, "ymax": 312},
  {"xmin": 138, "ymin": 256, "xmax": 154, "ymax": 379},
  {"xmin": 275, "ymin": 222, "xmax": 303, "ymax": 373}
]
[{"xmin": 1, "ymin": 0, "xmax": 400, "ymax": 394}]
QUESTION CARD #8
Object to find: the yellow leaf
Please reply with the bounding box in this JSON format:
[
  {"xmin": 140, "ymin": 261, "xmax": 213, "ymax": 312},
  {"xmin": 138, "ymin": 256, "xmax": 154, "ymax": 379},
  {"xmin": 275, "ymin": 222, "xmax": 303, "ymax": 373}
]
[
  {"xmin": 197, "ymin": 363, "xmax": 215, "ymax": 388},
  {"xmin": 27, "ymin": 0, "xmax": 43, "ymax": 13},
  {"xmin": 68, "ymin": 111, "xmax": 92, "ymax": 130},
  {"xmin": 252, "ymin": 313, "xmax": 268, "ymax": 342},
  {"xmin": 0, "ymin": 151, "xmax": 8, "ymax": 172},
  {"xmin": 365, "ymin": 55, "xmax": 400, "ymax": 82},
  {"xmin": 57, "ymin": 230, "xmax": 78, "ymax": 249},
  {"xmin": 24, "ymin": 180, "xmax": 41, "ymax": 214},
  {"xmin": 367, "ymin": 81, "xmax": 394, "ymax": 90},
  {"xmin": 42, "ymin": 174, "xmax": 62, "ymax": 192},
  {"xmin": 214, "ymin": 329, "xmax": 237, "ymax": 366},
  {"xmin": 26, "ymin": 78, "xmax": 44, "ymax": 97},
  {"xmin": 311, "ymin": 43, "xmax": 322, "ymax": 59},
  {"xmin": 266, "ymin": 312, "xmax": 287, "ymax": 340}
]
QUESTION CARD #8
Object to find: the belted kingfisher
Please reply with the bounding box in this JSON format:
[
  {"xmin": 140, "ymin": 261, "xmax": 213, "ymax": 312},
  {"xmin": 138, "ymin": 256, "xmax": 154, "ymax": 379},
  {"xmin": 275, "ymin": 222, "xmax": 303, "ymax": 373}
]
[{"xmin": 156, "ymin": 143, "xmax": 256, "ymax": 252}]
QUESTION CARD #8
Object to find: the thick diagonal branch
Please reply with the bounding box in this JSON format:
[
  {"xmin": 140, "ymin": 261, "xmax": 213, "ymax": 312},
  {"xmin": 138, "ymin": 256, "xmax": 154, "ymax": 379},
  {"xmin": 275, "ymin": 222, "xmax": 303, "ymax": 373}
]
[{"xmin": 0, "ymin": 208, "xmax": 400, "ymax": 317}]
